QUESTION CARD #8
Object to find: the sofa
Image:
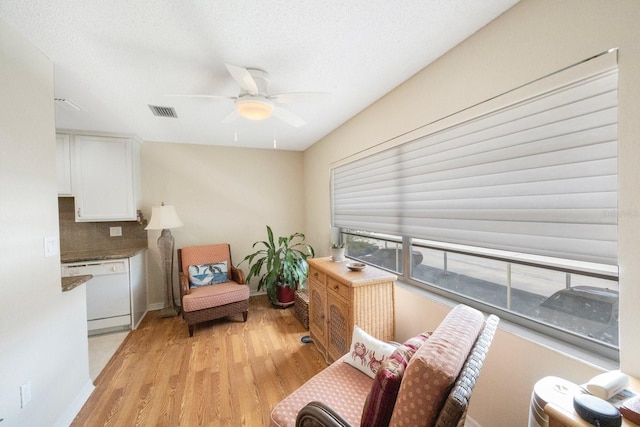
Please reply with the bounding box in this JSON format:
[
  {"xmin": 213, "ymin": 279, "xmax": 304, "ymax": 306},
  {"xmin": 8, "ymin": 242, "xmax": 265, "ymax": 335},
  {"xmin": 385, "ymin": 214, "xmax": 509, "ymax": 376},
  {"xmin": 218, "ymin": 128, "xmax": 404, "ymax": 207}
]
[{"xmin": 270, "ymin": 304, "xmax": 499, "ymax": 427}]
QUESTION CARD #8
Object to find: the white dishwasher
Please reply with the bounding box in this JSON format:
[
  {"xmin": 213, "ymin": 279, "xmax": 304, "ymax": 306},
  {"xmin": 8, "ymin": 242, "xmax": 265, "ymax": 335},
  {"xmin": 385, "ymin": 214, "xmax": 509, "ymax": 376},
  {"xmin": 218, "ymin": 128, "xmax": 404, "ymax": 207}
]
[{"xmin": 62, "ymin": 259, "xmax": 131, "ymax": 335}]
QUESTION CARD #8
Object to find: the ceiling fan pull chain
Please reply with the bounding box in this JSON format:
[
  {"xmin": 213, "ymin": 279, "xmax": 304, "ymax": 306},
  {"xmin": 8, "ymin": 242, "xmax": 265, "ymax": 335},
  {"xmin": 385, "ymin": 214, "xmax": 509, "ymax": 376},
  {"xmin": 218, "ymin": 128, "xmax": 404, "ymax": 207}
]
[{"xmin": 273, "ymin": 123, "xmax": 277, "ymax": 149}]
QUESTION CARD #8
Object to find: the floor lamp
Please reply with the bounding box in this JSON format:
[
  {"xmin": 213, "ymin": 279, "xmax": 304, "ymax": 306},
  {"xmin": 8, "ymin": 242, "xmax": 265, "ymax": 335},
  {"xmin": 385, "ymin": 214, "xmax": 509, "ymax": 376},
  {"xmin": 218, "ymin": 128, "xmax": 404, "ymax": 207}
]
[{"xmin": 146, "ymin": 203, "xmax": 183, "ymax": 318}]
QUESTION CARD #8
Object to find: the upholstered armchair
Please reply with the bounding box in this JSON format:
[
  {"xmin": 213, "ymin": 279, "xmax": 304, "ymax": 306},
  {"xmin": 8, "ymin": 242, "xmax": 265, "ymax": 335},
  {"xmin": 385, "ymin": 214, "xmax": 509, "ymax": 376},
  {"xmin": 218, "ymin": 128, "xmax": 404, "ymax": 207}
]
[
  {"xmin": 270, "ymin": 304, "xmax": 499, "ymax": 427},
  {"xmin": 178, "ymin": 243, "xmax": 250, "ymax": 337}
]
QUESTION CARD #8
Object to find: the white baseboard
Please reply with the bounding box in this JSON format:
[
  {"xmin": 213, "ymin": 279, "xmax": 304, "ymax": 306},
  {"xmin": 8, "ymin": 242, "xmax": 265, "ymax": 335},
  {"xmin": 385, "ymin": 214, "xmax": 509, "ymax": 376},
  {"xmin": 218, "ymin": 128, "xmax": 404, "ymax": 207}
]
[
  {"xmin": 54, "ymin": 380, "xmax": 95, "ymax": 427},
  {"xmin": 147, "ymin": 302, "xmax": 165, "ymax": 311},
  {"xmin": 132, "ymin": 309, "xmax": 148, "ymax": 330}
]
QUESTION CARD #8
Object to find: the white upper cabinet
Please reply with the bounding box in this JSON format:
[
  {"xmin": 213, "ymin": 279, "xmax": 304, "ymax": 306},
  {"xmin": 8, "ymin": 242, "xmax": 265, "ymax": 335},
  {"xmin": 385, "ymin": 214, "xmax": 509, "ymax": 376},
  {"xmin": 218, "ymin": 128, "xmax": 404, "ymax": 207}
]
[
  {"xmin": 56, "ymin": 133, "xmax": 72, "ymax": 195},
  {"xmin": 66, "ymin": 133, "xmax": 140, "ymax": 222}
]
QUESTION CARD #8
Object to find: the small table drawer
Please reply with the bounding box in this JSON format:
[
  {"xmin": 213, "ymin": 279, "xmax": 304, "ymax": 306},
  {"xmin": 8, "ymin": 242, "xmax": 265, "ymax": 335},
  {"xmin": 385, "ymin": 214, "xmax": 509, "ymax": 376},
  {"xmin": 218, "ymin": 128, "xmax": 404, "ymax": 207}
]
[
  {"xmin": 327, "ymin": 277, "xmax": 350, "ymax": 300},
  {"xmin": 309, "ymin": 267, "xmax": 325, "ymax": 284}
]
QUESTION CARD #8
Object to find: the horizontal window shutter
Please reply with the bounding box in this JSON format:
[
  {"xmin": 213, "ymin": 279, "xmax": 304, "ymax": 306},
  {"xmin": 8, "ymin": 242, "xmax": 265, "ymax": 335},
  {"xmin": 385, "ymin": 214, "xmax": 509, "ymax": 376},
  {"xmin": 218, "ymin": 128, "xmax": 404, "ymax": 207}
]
[{"xmin": 332, "ymin": 51, "xmax": 618, "ymax": 266}]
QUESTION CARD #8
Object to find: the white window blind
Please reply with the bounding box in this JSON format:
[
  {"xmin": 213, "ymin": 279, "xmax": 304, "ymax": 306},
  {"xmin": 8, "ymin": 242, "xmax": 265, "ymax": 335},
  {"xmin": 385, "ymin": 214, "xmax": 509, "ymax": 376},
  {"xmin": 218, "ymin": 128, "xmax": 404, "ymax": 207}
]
[{"xmin": 332, "ymin": 51, "xmax": 618, "ymax": 266}]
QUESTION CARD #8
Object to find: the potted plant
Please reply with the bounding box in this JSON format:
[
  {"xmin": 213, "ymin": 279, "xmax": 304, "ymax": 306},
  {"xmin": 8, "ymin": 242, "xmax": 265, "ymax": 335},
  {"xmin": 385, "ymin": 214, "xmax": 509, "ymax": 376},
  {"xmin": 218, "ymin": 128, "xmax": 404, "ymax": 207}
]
[
  {"xmin": 242, "ymin": 225, "xmax": 315, "ymax": 307},
  {"xmin": 330, "ymin": 242, "xmax": 345, "ymax": 262}
]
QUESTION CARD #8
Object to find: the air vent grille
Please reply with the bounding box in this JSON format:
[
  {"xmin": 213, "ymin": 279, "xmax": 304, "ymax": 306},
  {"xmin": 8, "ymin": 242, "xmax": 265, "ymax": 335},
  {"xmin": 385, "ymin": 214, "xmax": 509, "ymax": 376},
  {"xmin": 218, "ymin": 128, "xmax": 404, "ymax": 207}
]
[
  {"xmin": 148, "ymin": 105, "xmax": 178, "ymax": 118},
  {"xmin": 54, "ymin": 98, "xmax": 82, "ymax": 111}
]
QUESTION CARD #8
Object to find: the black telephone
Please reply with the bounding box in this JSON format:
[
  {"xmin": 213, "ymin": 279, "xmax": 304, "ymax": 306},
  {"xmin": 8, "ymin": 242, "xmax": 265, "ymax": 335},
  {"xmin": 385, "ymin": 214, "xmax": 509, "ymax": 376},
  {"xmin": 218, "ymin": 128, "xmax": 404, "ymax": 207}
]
[{"xmin": 573, "ymin": 394, "xmax": 622, "ymax": 427}]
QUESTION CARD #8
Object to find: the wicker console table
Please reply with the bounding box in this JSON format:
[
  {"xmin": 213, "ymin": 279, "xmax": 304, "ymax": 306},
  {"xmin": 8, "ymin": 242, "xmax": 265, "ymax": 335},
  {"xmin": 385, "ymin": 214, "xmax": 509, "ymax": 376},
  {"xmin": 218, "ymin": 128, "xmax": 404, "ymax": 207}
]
[{"xmin": 307, "ymin": 257, "xmax": 397, "ymax": 363}]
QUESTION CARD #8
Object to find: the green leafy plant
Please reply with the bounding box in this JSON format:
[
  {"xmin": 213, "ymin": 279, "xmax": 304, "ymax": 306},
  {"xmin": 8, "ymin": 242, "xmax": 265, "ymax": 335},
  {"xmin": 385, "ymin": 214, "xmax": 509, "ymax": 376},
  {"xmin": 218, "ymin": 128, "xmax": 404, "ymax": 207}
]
[
  {"xmin": 242, "ymin": 225, "xmax": 315, "ymax": 304},
  {"xmin": 331, "ymin": 242, "xmax": 345, "ymax": 249}
]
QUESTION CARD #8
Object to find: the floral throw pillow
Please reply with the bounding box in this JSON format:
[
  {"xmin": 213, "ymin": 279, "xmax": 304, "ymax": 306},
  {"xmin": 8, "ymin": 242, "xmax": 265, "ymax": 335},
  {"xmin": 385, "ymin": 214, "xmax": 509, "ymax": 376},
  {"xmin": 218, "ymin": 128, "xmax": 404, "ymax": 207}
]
[
  {"xmin": 344, "ymin": 325, "xmax": 396, "ymax": 379},
  {"xmin": 188, "ymin": 261, "xmax": 228, "ymax": 288}
]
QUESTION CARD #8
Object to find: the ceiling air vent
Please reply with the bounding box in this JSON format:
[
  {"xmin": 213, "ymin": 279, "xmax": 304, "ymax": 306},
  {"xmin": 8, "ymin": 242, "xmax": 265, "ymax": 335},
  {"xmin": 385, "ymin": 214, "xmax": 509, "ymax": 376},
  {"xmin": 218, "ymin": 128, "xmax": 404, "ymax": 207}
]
[
  {"xmin": 148, "ymin": 105, "xmax": 178, "ymax": 118},
  {"xmin": 54, "ymin": 98, "xmax": 82, "ymax": 111}
]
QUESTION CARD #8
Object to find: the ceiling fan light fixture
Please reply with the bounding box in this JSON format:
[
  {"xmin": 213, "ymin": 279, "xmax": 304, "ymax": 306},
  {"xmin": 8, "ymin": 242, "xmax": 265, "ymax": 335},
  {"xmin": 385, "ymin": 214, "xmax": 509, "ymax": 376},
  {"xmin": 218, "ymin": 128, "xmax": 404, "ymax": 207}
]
[{"xmin": 236, "ymin": 97, "xmax": 273, "ymax": 120}]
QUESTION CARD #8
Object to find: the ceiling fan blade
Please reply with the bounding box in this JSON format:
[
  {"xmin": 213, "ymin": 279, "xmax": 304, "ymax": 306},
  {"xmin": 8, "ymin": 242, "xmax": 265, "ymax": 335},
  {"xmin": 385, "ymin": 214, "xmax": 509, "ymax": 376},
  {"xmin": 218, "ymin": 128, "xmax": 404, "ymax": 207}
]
[
  {"xmin": 225, "ymin": 63, "xmax": 259, "ymax": 96},
  {"xmin": 272, "ymin": 106, "xmax": 306, "ymax": 128},
  {"xmin": 165, "ymin": 94, "xmax": 236, "ymax": 100},
  {"xmin": 221, "ymin": 109, "xmax": 240, "ymax": 124},
  {"xmin": 269, "ymin": 92, "xmax": 332, "ymax": 104}
]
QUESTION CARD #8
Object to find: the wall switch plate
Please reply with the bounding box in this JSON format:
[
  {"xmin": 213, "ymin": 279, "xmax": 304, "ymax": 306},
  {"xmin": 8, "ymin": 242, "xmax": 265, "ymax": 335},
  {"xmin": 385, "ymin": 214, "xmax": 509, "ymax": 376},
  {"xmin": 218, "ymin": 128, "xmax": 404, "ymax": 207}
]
[
  {"xmin": 20, "ymin": 381, "xmax": 31, "ymax": 408},
  {"xmin": 44, "ymin": 236, "xmax": 59, "ymax": 257},
  {"xmin": 109, "ymin": 226, "xmax": 122, "ymax": 237}
]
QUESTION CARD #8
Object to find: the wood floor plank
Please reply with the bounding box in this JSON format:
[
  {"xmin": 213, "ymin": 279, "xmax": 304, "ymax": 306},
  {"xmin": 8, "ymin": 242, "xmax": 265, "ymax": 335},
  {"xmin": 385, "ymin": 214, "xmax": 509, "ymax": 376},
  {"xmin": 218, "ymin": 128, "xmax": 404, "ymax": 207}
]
[{"xmin": 72, "ymin": 295, "xmax": 326, "ymax": 427}]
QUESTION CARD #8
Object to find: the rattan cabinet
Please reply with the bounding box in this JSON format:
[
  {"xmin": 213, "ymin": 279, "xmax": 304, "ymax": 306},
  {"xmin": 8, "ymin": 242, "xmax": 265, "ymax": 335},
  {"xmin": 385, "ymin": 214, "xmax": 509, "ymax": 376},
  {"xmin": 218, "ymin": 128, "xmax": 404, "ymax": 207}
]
[
  {"xmin": 308, "ymin": 257, "xmax": 397, "ymax": 363},
  {"xmin": 308, "ymin": 271, "xmax": 328, "ymax": 356}
]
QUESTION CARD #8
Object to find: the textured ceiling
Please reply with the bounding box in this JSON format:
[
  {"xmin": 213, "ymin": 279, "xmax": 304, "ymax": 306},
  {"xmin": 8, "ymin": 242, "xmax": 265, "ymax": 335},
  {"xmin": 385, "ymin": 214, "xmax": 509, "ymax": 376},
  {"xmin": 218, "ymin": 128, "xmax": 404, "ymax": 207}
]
[{"xmin": 0, "ymin": 1, "xmax": 519, "ymax": 151}]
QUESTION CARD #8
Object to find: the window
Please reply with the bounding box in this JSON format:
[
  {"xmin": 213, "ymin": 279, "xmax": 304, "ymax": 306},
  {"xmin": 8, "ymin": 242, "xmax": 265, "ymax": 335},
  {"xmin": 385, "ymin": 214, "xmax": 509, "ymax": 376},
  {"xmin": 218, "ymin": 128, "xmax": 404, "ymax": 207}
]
[
  {"xmin": 343, "ymin": 231, "xmax": 403, "ymax": 273},
  {"xmin": 333, "ymin": 51, "xmax": 619, "ymax": 359},
  {"xmin": 409, "ymin": 240, "xmax": 619, "ymax": 347}
]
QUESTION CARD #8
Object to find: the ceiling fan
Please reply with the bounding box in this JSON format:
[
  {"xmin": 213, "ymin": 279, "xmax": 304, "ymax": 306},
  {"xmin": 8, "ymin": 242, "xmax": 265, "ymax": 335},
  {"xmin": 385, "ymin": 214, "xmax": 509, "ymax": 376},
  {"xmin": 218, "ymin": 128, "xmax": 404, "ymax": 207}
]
[{"xmin": 172, "ymin": 63, "xmax": 329, "ymax": 127}]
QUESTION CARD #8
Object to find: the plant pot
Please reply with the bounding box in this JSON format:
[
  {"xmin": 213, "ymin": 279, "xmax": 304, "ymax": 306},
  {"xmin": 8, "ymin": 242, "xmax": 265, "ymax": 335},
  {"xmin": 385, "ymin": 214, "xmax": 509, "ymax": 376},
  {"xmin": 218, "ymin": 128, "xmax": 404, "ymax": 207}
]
[
  {"xmin": 330, "ymin": 247, "xmax": 345, "ymax": 262},
  {"xmin": 275, "ymin": 283, "xmax": 297, "ymax": 307}
]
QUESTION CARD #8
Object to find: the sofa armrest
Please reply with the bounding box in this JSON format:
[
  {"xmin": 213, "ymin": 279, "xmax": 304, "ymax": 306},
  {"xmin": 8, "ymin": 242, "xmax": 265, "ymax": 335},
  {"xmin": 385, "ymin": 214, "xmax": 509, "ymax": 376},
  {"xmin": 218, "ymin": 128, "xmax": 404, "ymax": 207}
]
[
  {"xmin": 231, "ymin": 265, "xmax": 246, "ymax": 284},
  {"xmin": 179, "ymin": 272, "xmax": 190, "ymax": 297},
  {"xmin": 296, "ymin": 401, "xmax": 353, "ymax": 427}
]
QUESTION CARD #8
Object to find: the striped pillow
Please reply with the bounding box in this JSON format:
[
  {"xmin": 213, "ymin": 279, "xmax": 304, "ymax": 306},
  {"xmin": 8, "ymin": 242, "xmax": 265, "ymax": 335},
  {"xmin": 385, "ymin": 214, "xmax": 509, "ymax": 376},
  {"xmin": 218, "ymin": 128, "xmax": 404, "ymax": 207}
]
[{"xmin": 360, "ymin": 332, "xmax": 431, "ymax": 427}]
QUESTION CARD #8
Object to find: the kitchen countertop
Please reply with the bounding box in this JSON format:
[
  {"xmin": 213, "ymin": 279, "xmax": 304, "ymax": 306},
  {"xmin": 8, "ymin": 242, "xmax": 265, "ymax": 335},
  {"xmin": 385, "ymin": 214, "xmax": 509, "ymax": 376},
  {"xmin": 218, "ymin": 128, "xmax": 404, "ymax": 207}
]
[
  {"xmin": 61, "ymin": 246, "xmax": 147, "ymax": 263},
  {"xmin": 61, "ymin": 274, "xmax": 93, "ymax": 292},
  {"xmin": 60, "ymin": 246, "xmax": 147, "ymax": 292}
]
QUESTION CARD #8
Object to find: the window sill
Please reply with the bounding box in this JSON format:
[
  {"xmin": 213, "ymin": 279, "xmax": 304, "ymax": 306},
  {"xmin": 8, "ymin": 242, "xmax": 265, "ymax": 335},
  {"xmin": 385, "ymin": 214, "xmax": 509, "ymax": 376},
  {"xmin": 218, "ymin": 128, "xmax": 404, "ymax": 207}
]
[{"xmin": 394, "ymin": 280, "xmax": 619, "ymax": 371}]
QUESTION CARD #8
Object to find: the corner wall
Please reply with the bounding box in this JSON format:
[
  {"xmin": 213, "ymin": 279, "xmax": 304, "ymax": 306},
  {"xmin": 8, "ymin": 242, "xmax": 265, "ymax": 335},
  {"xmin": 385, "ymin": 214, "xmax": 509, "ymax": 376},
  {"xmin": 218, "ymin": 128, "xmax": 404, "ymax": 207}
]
[
  {"xmin": 140, "ymin": 141, "xmax": 305, "ymax": 304},
  {"xmin": 0, "ymin": 18, "xmax": 92, "ymax": 427},
  {"xmin": 303, "ymin": 1, "xmax": 640, "ymax": 425}
]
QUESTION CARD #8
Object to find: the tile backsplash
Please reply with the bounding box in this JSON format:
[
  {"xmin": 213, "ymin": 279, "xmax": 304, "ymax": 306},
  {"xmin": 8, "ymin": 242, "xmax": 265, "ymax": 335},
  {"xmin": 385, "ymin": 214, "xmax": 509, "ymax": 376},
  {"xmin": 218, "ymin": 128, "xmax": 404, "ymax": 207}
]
[{"xmin": 58, "ymin": 197, "xmax": 148, "ymax": 254}]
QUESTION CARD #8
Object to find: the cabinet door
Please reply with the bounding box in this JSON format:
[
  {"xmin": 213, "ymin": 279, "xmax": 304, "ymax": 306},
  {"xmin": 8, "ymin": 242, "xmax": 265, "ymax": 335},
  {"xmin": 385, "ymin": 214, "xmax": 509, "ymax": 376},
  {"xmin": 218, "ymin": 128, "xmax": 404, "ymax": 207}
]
[
  {"xmin": 56, "ymin": 134, "xmax": 72, "ymax": 195},
  {"xmin": 308, "ymin": 277, "xmax": 327, "ymax": 358},
  {"xmin": 72, "ymin": 135, "xmax": 137, "ymax": 221},
  {"xmin": 326, "ymin": 292, "xmax": 350, "ymax": 363}
]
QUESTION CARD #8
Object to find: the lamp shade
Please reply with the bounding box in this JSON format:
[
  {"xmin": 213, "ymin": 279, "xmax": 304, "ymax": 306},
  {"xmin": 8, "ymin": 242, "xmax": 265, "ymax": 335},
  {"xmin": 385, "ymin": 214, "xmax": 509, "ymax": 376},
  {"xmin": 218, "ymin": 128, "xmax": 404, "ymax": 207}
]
[{"xmin": 145, "ymin": 205, "xmax": 183, "ymax": 230}]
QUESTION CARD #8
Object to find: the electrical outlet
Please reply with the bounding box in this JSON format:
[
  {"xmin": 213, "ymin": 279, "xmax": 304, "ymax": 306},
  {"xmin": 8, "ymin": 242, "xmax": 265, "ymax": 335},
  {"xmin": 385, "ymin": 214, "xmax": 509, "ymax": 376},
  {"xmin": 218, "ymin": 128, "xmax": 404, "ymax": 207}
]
[
  {"xmin": 109, "ymin": 226, "xmax": 122, "ymax": 237},
  {"xmin": 20, "ymin": 381, "xmax": 31, "ymax": 408},
  {"xmin": 44, "ymin": 236, "xmax": 59, "ymax": 257}
]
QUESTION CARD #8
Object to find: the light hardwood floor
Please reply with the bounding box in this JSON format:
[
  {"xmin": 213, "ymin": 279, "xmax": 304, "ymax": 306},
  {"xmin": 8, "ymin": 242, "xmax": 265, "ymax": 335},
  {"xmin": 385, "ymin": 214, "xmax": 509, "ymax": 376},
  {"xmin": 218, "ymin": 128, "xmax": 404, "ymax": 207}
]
[{"xmin": 72, "ymin": 295, "xmax": 327, "ymax": 426}]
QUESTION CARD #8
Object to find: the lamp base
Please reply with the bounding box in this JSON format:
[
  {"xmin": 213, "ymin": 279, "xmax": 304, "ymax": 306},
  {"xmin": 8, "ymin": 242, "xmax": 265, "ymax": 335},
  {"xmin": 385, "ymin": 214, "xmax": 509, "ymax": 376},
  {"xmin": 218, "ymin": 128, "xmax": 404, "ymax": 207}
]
[{"xmin": 159, "ymin": 306, "xmax": 180, "ymax": 318}]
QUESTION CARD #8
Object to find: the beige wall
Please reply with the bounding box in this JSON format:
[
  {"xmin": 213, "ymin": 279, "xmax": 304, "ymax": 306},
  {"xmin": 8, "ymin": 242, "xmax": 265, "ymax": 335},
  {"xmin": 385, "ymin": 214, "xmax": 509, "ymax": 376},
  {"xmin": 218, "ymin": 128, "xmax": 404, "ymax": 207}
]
[
  {"xmin": 0, "ymin": 18, "xmax": 92, "ymax": 427},
  {"xmin": 303, "ymin": 0, "xmax": 640, "ymax": 425},
  {"xmin": 140, "ymin": 141, "xmax": 305, "ymax": 303}
]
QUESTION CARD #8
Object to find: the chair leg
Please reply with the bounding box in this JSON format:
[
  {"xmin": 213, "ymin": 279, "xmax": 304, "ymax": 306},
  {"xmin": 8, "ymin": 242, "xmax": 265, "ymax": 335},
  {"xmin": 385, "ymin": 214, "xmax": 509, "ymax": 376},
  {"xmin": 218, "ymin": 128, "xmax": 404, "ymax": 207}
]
[
  {"xmin": 188, "ymin": 324, "xmax": 194, "ymax": 337},
  {"xmin": 242, "ymin": 311, "xmax": 248, "ymax": 322}
]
